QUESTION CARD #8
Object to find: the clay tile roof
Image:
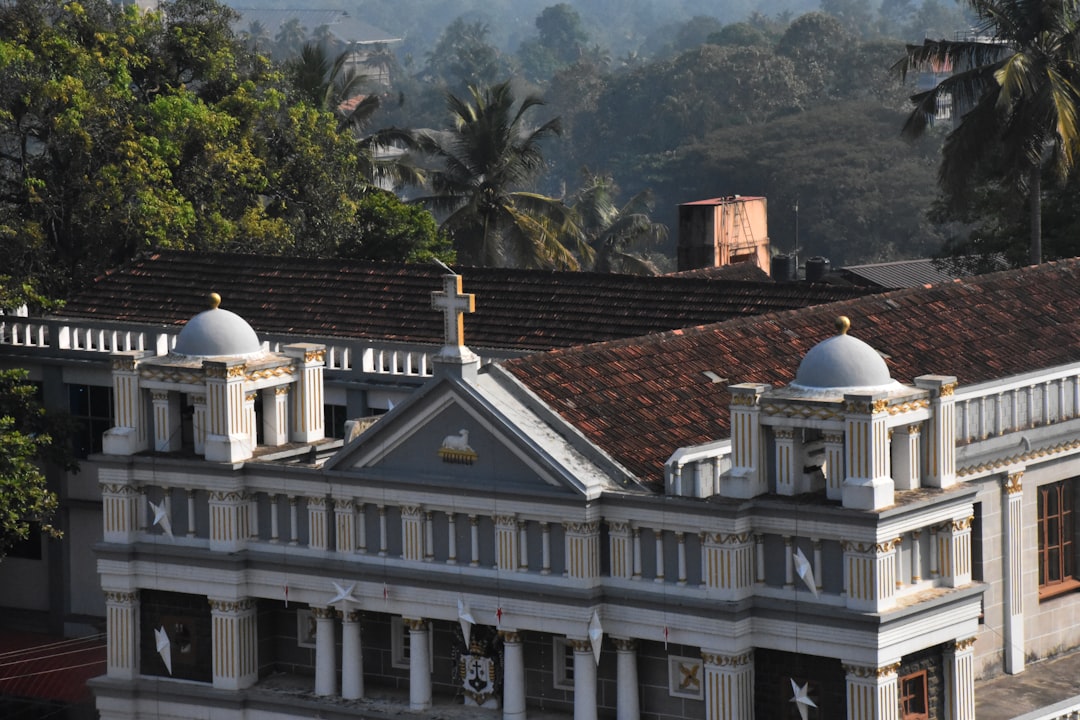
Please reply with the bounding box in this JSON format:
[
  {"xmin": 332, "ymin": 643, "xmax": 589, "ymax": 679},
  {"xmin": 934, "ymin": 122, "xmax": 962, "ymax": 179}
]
[
  {"xmin": 59, "ymin": 251, "xmax": 876, "ymax": 352},
  {"xmin": 504, "ymin": 259, "xmax": 1080, "ymax": 485}
]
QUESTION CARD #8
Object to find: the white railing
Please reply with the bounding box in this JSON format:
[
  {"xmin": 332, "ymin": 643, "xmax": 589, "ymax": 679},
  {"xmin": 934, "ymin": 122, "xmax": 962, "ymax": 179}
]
[
  {"xmin": 1011, "ymin": 696, "xmax": 1080, "ymax": 720},
  {"xmin": 953, "ymin": 362, "xmax": 1080, "ymax": 444},
  {"xmin": 0, "ymin": 316, "xmax": 446, "ymax": 379}
]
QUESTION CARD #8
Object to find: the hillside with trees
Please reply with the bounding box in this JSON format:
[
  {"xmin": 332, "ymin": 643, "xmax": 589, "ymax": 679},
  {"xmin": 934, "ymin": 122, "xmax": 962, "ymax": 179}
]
[{"xmin": 5, "ymin": 0, "xmax": 1080, "ymax": 303}]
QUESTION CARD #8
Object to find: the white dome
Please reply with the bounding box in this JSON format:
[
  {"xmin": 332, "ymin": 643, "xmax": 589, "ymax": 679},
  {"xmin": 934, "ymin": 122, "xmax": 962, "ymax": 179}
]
[
  {"xmin": 173, "ymin": 295, "xmax": 263, "ymax": 358},
  {"xmin": 791, "ymin": 317, "xmax": 897, "ymax": 391}
]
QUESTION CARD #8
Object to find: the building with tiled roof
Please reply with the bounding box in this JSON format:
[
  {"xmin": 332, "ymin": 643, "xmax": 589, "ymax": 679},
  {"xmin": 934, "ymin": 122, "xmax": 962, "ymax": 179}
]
[{"xmin": 5, "ymin": 256, "xmax": 1080, "ymax": 720}]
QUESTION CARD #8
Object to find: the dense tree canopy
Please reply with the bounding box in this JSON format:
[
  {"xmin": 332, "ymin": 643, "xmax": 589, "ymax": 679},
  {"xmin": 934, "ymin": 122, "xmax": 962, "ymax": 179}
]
[
  {"xmin": 895, "ymin": 0, "xmax": 1080, "ymax": 264},
  {"xmin": 0, "ymin": 0, "xmax": 451, "ymax": 301}
]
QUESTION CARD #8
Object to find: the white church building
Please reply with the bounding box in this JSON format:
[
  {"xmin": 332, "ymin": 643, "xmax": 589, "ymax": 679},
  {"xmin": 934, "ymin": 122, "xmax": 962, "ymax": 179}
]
[{"xmin": 5, "ymin": 254, "xmax": 1080, "ymax": 719}]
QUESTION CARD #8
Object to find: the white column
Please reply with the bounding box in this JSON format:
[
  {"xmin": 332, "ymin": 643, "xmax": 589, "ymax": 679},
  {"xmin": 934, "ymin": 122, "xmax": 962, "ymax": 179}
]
[
  {"xmin": 938, "ymin": 515, "xmax": 974, "ymax": 588},
  {"xmin": 774, "ymin": 427, "xmax": 797, "ymax": 495},
  {"xmin": 203, "ymin": 359, "xmax": 251, "ymax": 462},
  {"xmin": 518, "ymin": 520, "xmax": 529, "ymax": 571},
  {"xmin": 915, "ymin": 375, "xmax": 958, "ymax": 488},
  {"xmin": 426, "ymin": 512, "xmax": 436, "ymax": 562},
  {"xmin": 152, "ymin": 391, "xmax": 181, "ymax": 452},
  {"xmin": 676, "ymin": 532, "xmax": 687, "ymax": 585},
  {"xmin": 209, "ymin": 598, "xmax": 258, "ymax": 690},
  {"xmin": 401, "ymin": 505, "xmax": 424, "ymax": 561},
  {"xmin": 191, "ymin": 393, "xmax": 207, "ymax": 455},
  {"xmin": 335, "ymin": 498, "xmax": 355, "ymax": 553},
  {"xmin": 891, "ymin": 424, "xmax": 921, "ymax": 490},
  {"xmin": 469, "ymin": 514, "xmax": 480, "ymax": 566},
  {"xmin": 105, "ymin": 590, "xmax": 139, "ymax": 679},
  {"xmin": 842, "ymin": 540, "xmax": 898, "ymax": 612},
  {"xmin": 702, "ymin": 650, "xmax": 753, "ymax": 720},
  {"xmin": 945, "ymin": 637, "xmax": 976, "ymax": 720},
  {"xmin": 501, "ymin": 630, "xmax": 526, "ymax": 720},
  {"xmin": 842, "ymin": 394, "xmax": 894, "ymax": 510},
  {"xmin": 269, "ymin": 494, "xmax": 280, "ymax": 543},
  {"xmin": 379, "ymin": 505, "xmax": 389, "ymax": 556},
  {"xmin": 614, "ymin": 638, "xmax": 640, "ymax": 720},
  {"xmin": 342, "ymin": 610, "xmax": 364, "ymax": 700},
  {"xmin": 609, "ymin": 522, "xmax": 633, "ymax": 579},
  {"xmin": 541, "ymin": 522, "xmax": 552, "ymax": 575},
  {"xmin": 283, "ymin": 344, "xmax": 326, "ymax": 442},
  {"xmin": 702, "ymin": 532, "xmax": 754, "ymax": 600},
  {"xmin": 314, "ymin": 607, "xmax": 337, "ymax": 696},
  {"xmin": 208, "ymin": 490, "xmax": 248, "ymax": 553},
  {"xmin": 447, "ymin": 512, "xmax": 457, "ymax": 564},
  {"xmin": 243, "ymin": 391, "xmax": 257, "ymax": 450},
  {"xmin": 101, "ymin": 481, "xmax": 140, "ymax": 544},
  {"xmin": 571, "ymin": 638, "xmax": 597, "ymax": 720},
  {"xmin": 186, "ymin": 489, "xmax": 197, "ymax": 537},
  {"xmin": 103, "ymin": 352, "xmax": 148, "ymax": 455},
  {"xmin": 653, "ymin": 529, "xmax": 665, "ymax": 583},
  {"xmin": 308, "ymin": 496, "xmax": 328, "ymax": 551},
  {"xmin": 727, "ymin": 384, "xmax": 769, "ymax": 498},
  {"xmin": 823, "ymin": 431, "xmax": 845, "ymax": 501},
  {"xmin": 1002, "ymin": 471, "xmax": 1025, "ymax": 673},
  {"xmin": 406, "ymin": 618, "xmax": 432, "ymax": 710},
  {"xmin": 289, "ymin": 496, "xmax": 299, "ymax": 545},
  {"xmin": 844, "ymin": 662, "xmax": 899, "ymax": 720},
  {"xmin": 263, "ymin": 386, "xmax": 290, "ymax": 446}
]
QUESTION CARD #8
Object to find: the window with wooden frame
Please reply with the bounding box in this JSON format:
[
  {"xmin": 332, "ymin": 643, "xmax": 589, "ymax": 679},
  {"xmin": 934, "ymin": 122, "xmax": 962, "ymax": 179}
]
[
  {"xmin": 899, "ymin": 670, "xmax": 929, "ymax": 720},
  {"xmin": 1038, "ymin": 480, "xmax": 1080, "ymax": 599}
]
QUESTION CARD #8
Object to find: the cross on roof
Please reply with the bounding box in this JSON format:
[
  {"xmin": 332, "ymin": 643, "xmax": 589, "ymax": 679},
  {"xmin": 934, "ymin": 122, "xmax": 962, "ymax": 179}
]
[{"xmin": 432, "ymin": 275, "xmax": 475, "ymax": 349}]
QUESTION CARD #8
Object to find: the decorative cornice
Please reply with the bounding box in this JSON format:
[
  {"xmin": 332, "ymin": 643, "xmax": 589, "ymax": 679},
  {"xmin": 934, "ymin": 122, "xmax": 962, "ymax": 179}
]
[
  {"xmin": 887, "ymin": 399, "xmax": 929, "ymax": 416},
  {"xmin": 762, "ymin": 403, "xmax": 843, "ymax": 421},
  {"xmin": 949, "ymin": 637, "xmax": 977, "ymax": 652},
  {"xmin": 112, "ymin": 356, "xmax": 138, "ymax": 372},
  {"xmin": 310, "ymin": 606, "xmax": 336, "ymax": 620},
  {"xmin": 843, "ymin": 661, "xmax": 900, "ymax": 678},
  {"xmin": 841, "ymin": 540, "xmax": 899, "ymax": 554},
  {"xmin": 100, "ymin": 483, "xmax": 138, "ymax": 495},
  {"xmin": 730, "ymin": 394, "xmax": 760, "ymax": 408},
  {"xmin": 104, "ymin": 590, "xmax": 139, "ymax": 604},
  {"xmin": 139, "ymin": 367, "xmax": 203, "ymax": 385},
  {"xmin": 1003, "ymin": 471, "xmax": 1024, "ymax": 494},
  {"xmin": 563, "ymin": 521, "xmax": 600, "ymax": 534},
  {"xmin": 208, "ymin": 598, "xmax": 256, "ymax": 613},
  {"xmin": 958, "ymin": 439, "xmax": 1080, "ymax": 477},
  {"xmin": 247, "ymin": 366, "xmax": 295, "ymax": 382},
  {"xmin": 334, "ymin": 498, "xmax": 356, "ymax": 512},
  {"xmin": 701, "ymin": 650, "xmax": 753, "ymax": 666}
]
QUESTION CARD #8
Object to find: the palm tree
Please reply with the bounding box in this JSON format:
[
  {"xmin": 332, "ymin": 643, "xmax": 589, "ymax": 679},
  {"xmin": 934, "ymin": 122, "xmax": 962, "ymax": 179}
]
[
  {"xmin": 242, "ymin": 20, "xmax": 269, "ymax": 53},
  {"xmin": 571, "ymin": 174, "xmax": 668, "ymax": 273},
  {"xmin": 894, "ymin": 0, "xmax": 1080, "ymax": 265},
  {"xmin": 414, "ymin": 81, "xmax": 588, "ymax": 268},
  {"xmin": 288, "ymin": 42, "xmax": 424, "ymax": 189},
  {"xmin": 273, "ymin": 18, "xmax": 307, "ymax": 61}
]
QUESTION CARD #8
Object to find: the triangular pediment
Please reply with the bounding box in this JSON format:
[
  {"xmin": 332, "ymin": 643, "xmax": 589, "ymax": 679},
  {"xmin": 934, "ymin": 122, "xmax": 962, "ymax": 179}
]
[{"xmin": 325, "ymin": 374, "xmax": 622, "ymax": 498}]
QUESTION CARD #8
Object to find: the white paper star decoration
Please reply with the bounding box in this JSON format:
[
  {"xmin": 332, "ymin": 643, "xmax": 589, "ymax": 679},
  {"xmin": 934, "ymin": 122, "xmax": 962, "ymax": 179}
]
[
  {"xmin": 793, "ymin": 548, "xmax": 818, "ymax": 596},
  {"xmin": 790, "ymin": 678, "xmax": 817, "ymax": 720},
  {"xmin": 457, "ymin": 596, "xmax": 475, "ymax": 647},
  {"xmin": 329, "ymin": 581, "xmax": 358, "ymax": 608},
  {"xmin": 588, "ymin": 611, "xmax": 603, "ymax": 666},
  {"xmin": 155, "ymin": 626, "xmax": 173, "ymax": 675},
  {"xmin": 149, "ymin": 499, "xmax": 173, "ymax": 539}
]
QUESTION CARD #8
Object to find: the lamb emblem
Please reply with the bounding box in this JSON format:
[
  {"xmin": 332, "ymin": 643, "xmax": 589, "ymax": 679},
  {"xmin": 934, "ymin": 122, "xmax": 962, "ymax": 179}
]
[{"xmin": 439, "ymin": 429, "xmax": 477, "ymax": 464}]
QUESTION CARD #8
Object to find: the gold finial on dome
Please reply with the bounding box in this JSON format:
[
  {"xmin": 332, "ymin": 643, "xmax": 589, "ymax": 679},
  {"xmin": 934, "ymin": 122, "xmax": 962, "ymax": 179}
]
[
  {"xmin": 209, "ymin": 292, "xmax": 221, "ymax": 310},
  {"xmin": 836, "ymin": 316, "xmax": 851, "ymax": 335}
]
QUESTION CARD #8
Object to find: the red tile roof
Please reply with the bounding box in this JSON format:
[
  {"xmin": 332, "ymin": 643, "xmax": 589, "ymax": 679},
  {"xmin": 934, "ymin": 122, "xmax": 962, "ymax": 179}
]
[
  {"xmin": 0, "ymin": 632, "xmax": 105, "ymax": 704},
  {"xmin": 505, "ymin": 260, "xmax": 1080, "ymax": 483},
  {"xmin": 59, "ymin": 251, "xmax": 874, "ymax": 352}
]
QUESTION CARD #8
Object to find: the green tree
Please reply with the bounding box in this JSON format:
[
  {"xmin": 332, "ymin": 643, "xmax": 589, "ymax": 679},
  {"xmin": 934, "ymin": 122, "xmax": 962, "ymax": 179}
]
[
  {"xmin": 415, "ymin": 81, "xmax": 588, "ymax": 268},
  {"xmin": 335, "ymin": 190, "xmax": 454, "ymax": 263},
  {"xmin": 0, "ymin": 0, "xmax": 450, "ymax": 298},
  {"xmin": 288, "ymin": 42, "xmax": 378, "ymax": 130},
  {"xmin": 273, "ymin": 17, "xmax": 307, "ymax": 61},
  {"xmin": 0, "ymin": 368, "xmax": 69, "ymax": 554},
  {"xmin": 570, "ymin": 174, "xmax": 668, "ymax": 273},
  {"xmin": 894, "ymin": 0, "xmax": 1080, "ymax": 265}
]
